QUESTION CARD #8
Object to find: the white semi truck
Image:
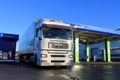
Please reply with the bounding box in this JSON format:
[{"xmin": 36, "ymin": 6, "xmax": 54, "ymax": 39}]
[{"xmin": 18, "ymin": 18, "xmax": 74, "ymax": 66}]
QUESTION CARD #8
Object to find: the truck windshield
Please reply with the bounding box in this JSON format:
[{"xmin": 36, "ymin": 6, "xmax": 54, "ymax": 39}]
[{"xmin": 43, "ymin": 27, "xmax": 72, "ymax": 40}]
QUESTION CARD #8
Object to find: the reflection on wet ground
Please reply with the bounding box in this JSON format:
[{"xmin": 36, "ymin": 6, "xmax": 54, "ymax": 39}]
[{"xmin": 0, "ymin": 63, "xmax": 120, "ymax": 80}]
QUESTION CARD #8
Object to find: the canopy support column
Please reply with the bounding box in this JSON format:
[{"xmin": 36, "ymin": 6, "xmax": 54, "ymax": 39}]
[
  {"xmin": 75, "ymin": 34, "xmax": 79, "ymax": 63},
  {"xmin": 86, "ymin": 42, "xmax": 90, "ymax": 62},
  {"xmin": 105, "ymin": 39, "xmax": 111, "ymax": 62}
]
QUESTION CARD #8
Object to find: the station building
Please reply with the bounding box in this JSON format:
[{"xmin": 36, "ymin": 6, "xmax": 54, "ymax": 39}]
[
  {"xmin": 0, "ymin": 33, "xmax": 19, "ymax": 62},
  {"xmin": 79, "ymin": 40, "xmax": 120, "ymax": 62}
]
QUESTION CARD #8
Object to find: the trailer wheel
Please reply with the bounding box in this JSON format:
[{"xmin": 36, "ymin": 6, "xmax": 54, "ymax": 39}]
[{"xmin": 19, "ymin": 55, "xmax": 24, "ymax": 63}]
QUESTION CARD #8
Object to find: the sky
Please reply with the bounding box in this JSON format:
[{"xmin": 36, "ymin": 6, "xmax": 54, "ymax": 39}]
[{"xmin": 0, "ymin": 0, "xmax": 120, "ymax": 47}]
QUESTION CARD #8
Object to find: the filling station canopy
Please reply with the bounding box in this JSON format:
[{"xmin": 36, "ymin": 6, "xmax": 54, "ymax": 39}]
[{"xmin": 72, "ymin": 24, "xmax": 120, "ymax": 44}]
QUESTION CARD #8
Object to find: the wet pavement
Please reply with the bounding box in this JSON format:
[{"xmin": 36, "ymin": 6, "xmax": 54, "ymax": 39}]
[{"xmin": 0, "ymin": 63, "xmax": 120, "ymax": 80}]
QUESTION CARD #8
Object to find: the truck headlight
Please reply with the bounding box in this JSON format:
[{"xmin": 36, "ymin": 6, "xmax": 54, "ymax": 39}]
[
  {"xmin": 41, "ymin": 54, "xmax": 47, "ymax": 58},
  {"xmin": 69, "ymin": 54, "xmax": 73, "ymax": 58}
]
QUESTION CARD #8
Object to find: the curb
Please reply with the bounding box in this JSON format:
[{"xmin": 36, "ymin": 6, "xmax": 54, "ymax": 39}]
[{"xmin": 74, "ymin": 62, "xmax": 120, "ymax": 65}]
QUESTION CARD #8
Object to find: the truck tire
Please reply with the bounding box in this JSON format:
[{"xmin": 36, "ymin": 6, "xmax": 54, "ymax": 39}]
[{"xmin": 34, "ymin": 54, "xmax": 37, "ymax": 65}]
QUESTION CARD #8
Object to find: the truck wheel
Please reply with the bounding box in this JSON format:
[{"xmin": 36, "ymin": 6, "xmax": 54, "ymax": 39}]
[{"xmin": 34, "ymin": 54, "xmax": 37, "ymax": 65}]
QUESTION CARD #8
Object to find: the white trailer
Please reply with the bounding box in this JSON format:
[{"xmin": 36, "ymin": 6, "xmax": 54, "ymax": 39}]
[{"xmin": 18, "ymin": 18, "xmax": 73, "ymax": 66}]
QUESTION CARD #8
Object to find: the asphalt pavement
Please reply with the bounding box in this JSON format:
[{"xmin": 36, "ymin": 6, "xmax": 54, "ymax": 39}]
[{"xmin": 0, "ymin": 62, "xmax": 120, "ymax": 80}]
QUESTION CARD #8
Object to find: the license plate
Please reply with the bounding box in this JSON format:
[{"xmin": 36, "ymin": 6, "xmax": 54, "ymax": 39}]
[{"xmin": 54, "ymin": 63, "xmax": 61, "ymax": 65}]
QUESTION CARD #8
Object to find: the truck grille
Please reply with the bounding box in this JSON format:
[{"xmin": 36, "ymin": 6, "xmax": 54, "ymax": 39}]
[
  {"xmin": 48, "ymin": 43, "xmax": 68, "ymax": 49},
  {"xmin": 51, "ymin": 60, "xmax": 65, "ymax": 63},
  {"xmin": 51, "ymin": 55, "xmax": 66, "ymax": 57}
]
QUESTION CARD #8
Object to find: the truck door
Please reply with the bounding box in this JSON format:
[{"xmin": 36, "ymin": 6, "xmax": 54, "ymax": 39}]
[{"xmin": 35, "ymin": 29, "xmax": 42, "ymax": 49}]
